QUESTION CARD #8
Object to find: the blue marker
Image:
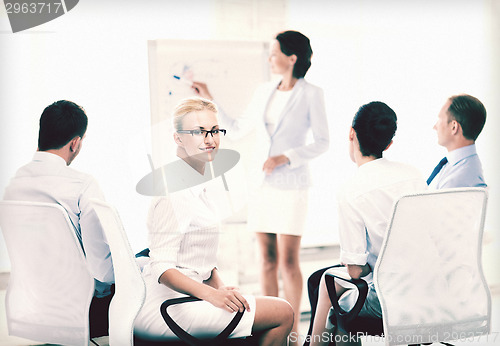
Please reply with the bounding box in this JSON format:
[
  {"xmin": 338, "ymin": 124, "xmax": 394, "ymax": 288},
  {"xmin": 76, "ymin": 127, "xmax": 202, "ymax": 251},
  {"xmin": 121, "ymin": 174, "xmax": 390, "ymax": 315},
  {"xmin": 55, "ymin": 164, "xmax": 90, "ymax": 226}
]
[{"xmin": 173, "ymin": 75, "xmax": 193, "ymax": 87}]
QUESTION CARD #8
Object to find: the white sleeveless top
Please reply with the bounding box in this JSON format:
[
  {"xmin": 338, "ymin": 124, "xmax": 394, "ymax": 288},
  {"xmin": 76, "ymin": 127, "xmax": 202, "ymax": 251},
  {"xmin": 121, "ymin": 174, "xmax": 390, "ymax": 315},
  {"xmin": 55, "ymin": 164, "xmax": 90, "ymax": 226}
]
[{"xmin": 264, "ymin": 88, "xmax": 293, "ymax": 135}]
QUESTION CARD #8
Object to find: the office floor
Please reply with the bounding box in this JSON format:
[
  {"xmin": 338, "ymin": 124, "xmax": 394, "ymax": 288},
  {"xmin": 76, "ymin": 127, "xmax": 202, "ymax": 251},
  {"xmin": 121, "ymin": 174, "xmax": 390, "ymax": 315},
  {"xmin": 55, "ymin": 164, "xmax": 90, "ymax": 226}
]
[{"xmin": 1, "ymin": 242, "xmax": 499, "ymax": 346}]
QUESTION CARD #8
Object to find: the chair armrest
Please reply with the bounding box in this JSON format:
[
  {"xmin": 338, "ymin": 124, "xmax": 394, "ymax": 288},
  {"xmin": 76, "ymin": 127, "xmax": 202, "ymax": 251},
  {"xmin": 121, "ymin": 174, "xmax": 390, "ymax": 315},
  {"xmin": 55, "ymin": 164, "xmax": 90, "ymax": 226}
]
[
  {"xmin": 135, "ymin": 248, "xmax": 150, "ymax": 258},
  {"xmin": 324, "ymin": 272, "xmax": 369, "ymax": 331},
  {"xmin": 160, "ymin": 296, "xmax": 245, "ymax": 346}
]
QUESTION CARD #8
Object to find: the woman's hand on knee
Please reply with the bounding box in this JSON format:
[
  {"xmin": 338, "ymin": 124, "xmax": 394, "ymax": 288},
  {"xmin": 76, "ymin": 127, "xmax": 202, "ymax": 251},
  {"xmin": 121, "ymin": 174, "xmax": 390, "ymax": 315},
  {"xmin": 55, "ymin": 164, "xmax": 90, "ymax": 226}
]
[{"xmin": 206, "ymin": 287, "xmax": 250, "ymax": 313}]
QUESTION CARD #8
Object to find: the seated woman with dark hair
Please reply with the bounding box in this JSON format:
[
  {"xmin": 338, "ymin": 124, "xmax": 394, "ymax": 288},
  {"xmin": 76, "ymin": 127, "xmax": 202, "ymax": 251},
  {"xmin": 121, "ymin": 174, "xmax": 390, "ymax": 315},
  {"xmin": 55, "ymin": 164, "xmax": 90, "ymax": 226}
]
[{"xmin": 307, "ymin": 102, "xmax": 426, "ymax": 346}]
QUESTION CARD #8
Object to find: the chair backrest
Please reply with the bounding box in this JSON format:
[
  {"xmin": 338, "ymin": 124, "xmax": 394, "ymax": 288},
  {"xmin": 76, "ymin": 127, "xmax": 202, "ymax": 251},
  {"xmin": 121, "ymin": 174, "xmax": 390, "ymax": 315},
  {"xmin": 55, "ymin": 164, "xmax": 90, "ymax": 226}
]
[
  {"xmin": 374, "ymin": 188, "xmax": 490, "ymax": 346},
  {"xmin": 0, "ymin": 200, "xmax": 94, "ymax": 346},
  {"xmin": 90, "ymin": 199, "xmax": 146, "ymax": 346}
]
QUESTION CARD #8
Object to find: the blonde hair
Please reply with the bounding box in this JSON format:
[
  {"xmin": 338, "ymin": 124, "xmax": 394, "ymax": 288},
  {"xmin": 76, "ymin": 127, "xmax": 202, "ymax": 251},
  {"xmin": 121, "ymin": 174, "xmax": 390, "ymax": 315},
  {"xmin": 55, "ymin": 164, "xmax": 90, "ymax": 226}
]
[{"xmin": 172, "ymin": 97, "xmax": 218, "ymax": 131}]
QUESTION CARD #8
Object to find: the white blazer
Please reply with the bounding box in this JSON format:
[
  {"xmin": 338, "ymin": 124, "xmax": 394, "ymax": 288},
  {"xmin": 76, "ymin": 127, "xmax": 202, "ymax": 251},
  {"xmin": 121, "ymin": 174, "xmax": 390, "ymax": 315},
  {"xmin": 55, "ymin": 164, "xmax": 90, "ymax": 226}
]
[{"xmin": 217, "ymin": 78, "xmax": 329, "ymax": 189}]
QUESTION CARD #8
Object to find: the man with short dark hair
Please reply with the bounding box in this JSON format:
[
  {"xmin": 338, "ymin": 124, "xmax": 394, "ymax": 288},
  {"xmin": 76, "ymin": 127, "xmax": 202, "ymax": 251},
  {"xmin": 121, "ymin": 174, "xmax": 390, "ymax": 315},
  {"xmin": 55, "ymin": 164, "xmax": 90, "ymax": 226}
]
[
  {"xmin": 3, "ymin": 100, "xmax": 114, "ymax": 338},
  {"xmin": 427, "ymin": 94, "xmax": 487, "ymax": 188}
]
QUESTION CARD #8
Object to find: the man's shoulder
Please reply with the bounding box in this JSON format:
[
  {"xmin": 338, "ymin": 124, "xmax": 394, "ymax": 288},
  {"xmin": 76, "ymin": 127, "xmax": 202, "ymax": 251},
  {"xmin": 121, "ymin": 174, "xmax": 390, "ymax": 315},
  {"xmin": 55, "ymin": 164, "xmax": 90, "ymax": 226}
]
[
  {"xmin": 453, "ymin": 151, "xmax": 482, "ymax": 167},
  {"xmin": 439, "ymin": 160, "xmax": 486, "ymax": 188},
  {"xmin": 63, "ymin": 165, "xmax": 96, "ymax": 181},
  {"xmin": 362, "ymin": 159, "xmax": 423, "ymax": 181},
  {"xmin": 340, "ymin": 160, "xmax": 425, "ymax": 200},
  {"xmin": 45, "ymin": 163, "xmax": 98, "ymax": 188},
  {"xmin": 11, "ymin": 159, "xmax": 99, "ymax": 191},
  {"xmin": 389, "ymin": 160, "xmax": 424, "ymax": 176}
]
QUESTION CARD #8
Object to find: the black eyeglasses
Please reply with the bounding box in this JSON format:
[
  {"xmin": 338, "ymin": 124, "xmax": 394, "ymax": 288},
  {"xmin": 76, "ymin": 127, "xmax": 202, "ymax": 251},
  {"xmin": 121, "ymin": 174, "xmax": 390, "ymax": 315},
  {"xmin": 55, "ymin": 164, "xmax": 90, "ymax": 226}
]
[{"xmin": 177, "ymin": 129, "xmax": 227, "ymax": 138}]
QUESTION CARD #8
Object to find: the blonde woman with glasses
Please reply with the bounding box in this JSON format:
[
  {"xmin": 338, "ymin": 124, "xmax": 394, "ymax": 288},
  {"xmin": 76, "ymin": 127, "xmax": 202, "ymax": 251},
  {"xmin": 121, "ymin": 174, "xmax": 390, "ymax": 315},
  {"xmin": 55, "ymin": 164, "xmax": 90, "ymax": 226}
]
[{"xmin": 134, "ymin": 97, "xmax": 293, "ymax": 346}]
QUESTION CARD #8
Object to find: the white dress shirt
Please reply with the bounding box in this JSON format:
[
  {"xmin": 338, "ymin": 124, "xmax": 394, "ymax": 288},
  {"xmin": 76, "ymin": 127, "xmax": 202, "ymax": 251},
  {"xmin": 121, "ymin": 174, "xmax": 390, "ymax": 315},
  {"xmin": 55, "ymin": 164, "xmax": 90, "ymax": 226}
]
[
  {"xmin": 3, "ymin": 151, "xmax": 114, "ymax": 297},
  {"xmin": 338, "ymin": 158, "xmax": 427, "ymax": 270}
]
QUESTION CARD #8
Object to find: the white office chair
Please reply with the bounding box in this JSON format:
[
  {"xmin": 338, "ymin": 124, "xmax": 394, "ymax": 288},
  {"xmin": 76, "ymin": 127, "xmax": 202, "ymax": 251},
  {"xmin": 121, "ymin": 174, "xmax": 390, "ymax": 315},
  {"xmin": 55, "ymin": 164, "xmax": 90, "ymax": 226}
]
[
  {"xmin": 326, "ymin": 187, "xmax": 491, "ymax": 345},
  {"xmin": 90, "ymin": 199, "xmax": 146, "ymax": 346},
  {"xmin": 0, "ymin": 201, "xmax": 95, "ymax": 346}
]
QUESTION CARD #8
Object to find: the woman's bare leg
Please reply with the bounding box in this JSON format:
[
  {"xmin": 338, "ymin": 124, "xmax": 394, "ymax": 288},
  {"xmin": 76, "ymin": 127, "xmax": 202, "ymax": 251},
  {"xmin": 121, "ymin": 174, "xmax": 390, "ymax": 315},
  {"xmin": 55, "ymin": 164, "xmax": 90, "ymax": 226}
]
[
  {"xmin": 252, "ymin": 296, "xmax": 294, "ymax": 346},
  {"xmin": 310, "ymin": 275, "xmax": 349, "ymax": 346},
  {"xmin": 278, "ymin": 234, "xmax": 302, "ymax": 345},
  {"xmin": 256, "ymin": 232, "xmax": 279, "ymax": 296}
]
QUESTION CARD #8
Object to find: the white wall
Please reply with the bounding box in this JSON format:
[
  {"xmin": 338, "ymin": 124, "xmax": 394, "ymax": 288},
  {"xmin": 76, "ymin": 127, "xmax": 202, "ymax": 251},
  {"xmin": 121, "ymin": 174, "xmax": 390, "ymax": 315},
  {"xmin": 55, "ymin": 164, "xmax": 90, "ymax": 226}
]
[{"xmin": 1, "ymin": 1, "xmax": 498, "ymax": 284}]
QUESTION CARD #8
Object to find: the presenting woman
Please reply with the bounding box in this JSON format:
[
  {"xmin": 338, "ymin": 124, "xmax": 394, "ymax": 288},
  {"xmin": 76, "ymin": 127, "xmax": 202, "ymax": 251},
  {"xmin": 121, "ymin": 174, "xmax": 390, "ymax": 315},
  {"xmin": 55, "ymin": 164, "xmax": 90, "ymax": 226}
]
[
  {"xmin": 134, "ymin": 97, "xmax": 293, "ymax": 345},
  {"xmin": 193, "ymin": 30, "xmax": 330, "ymax": 341}
]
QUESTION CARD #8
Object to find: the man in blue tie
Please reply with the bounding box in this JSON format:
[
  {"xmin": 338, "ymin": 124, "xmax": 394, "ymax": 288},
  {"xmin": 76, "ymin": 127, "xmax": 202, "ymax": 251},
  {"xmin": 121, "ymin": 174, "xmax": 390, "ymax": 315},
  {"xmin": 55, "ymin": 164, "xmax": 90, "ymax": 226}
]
[{"xmin": 428, "ymin": 94, "xmax": 487, "ymax": 188}]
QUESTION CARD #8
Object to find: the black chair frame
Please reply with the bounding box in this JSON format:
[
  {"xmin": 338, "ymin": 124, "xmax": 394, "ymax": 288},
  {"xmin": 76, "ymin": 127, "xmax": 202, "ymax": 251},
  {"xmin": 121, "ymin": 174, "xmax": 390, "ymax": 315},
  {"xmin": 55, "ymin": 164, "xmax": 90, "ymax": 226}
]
[
  {"xmin": 161, "ymin": 296, "xmax": 245, "ymax": 346},
  {"xmin": 134, "ymin": 296, "xmax": 254, "ymax": 346},
  {"xmin": 325, "ymin": 271, "xmax": 384, "ymax": 337},
  {"xmin": 325, "ymin": 273, "xmax": 454, "ymax": 346}
]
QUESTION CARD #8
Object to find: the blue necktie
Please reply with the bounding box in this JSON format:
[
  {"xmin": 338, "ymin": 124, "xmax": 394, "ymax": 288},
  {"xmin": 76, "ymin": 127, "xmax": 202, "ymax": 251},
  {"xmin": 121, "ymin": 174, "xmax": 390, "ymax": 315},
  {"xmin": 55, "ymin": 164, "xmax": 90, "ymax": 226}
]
[{"xmin": 427, "ymin": 157, "xmax": 448, "ymax": 185}]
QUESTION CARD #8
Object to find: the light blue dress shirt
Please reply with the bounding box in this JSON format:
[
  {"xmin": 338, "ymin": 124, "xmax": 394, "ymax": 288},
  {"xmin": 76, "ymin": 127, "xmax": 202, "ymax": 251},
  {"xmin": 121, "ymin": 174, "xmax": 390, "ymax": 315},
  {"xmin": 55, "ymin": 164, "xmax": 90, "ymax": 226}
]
[{"xmin": 432, "ymin": 144, "xmax": 486, "ymax": 189}]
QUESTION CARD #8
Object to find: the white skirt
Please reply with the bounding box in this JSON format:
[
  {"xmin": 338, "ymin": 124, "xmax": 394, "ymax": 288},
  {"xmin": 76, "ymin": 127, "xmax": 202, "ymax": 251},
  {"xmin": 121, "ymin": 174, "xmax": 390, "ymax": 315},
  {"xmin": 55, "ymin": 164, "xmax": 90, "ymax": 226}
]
[
  {"xmin": 247, "ymin": 184, "xmax": 309, "ymax": 236},
  {"xmin": 135, "ymin": 271, "xmax": 257, "ymax": 340}
]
